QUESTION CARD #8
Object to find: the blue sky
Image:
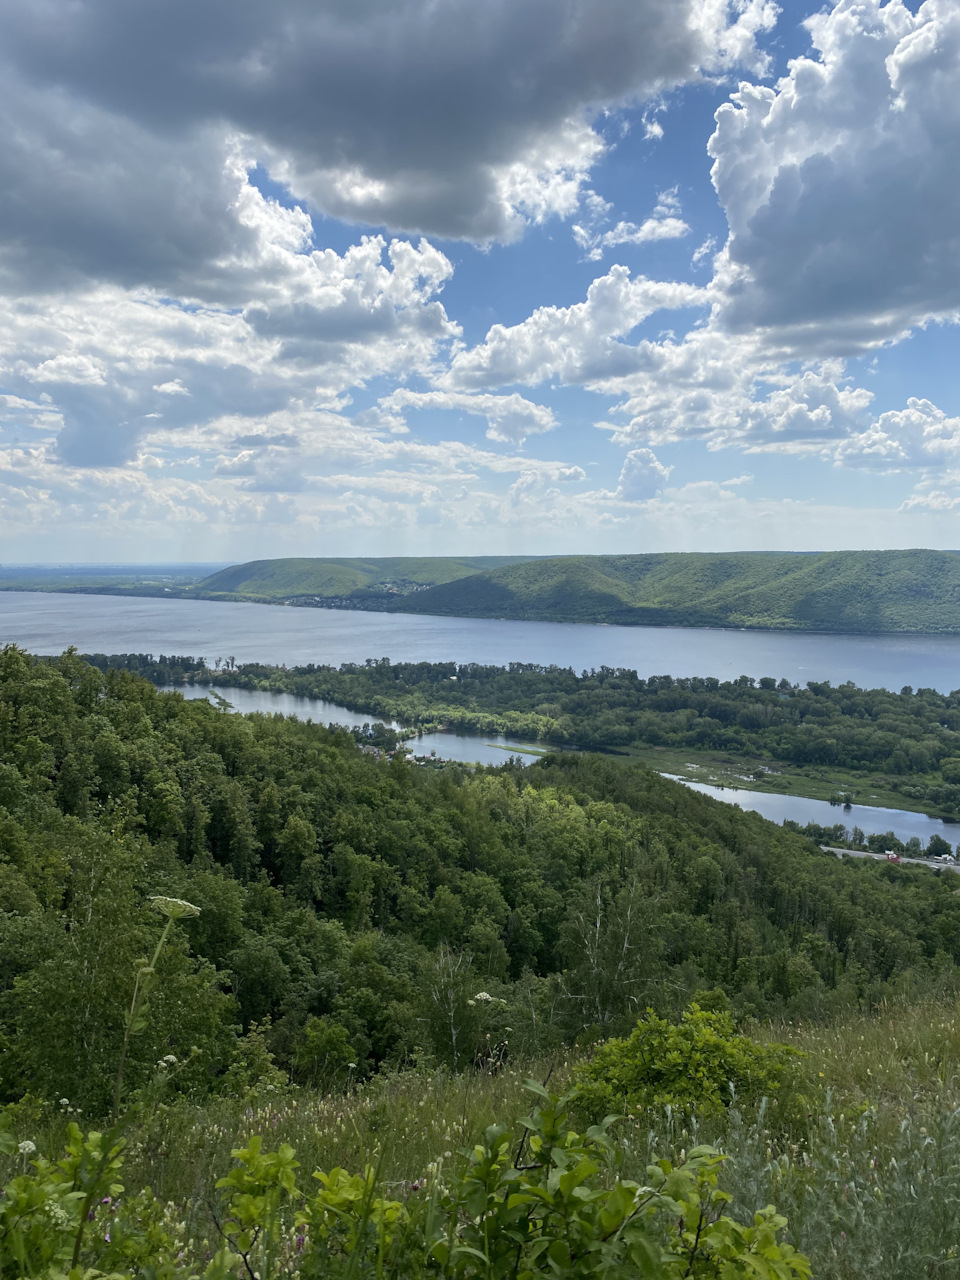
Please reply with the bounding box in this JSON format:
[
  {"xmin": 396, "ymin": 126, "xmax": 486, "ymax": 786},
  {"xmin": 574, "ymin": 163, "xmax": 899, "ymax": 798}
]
[{"xmin": 0, "ymin": 0, "xmax": 958, "ymax": 561}]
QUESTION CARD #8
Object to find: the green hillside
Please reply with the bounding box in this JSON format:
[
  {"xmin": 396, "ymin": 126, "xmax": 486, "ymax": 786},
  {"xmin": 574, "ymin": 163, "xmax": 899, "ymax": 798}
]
[
  {"xmin": 394, "ymin": 549, "xmax": 960, "ymax": 632},
  {"xmin": 6, "ymin": 644, "xmax": 960, "ymax": 1093},
  {"xmin": 193, "ymin": 549, "xmax": 960, "ymax": 632},
  {"xmin": 194, "ymin": 555, "xmax": 540, "ymax": 603}
]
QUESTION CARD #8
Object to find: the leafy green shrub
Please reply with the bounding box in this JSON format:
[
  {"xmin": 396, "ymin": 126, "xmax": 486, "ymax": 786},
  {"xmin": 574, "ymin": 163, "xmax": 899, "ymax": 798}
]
[
  {"xmin": 575, "ymin": 1004, "xmax": 801, "ymax": 1119},
  {"xmin": 220, "ymin": 1020, "xmax": 289, "ymax": 1100},
  {"xmin": 426, "ymin": 1085, "xmax": 810, "ymax": 1280},
  {"xmin": 292, "ymin": 1015, "xmax": 359, "ymax": 1088},
  {"xmin": 0, "ymin": 1110, "xmax": 172, "ymax": 1279}
]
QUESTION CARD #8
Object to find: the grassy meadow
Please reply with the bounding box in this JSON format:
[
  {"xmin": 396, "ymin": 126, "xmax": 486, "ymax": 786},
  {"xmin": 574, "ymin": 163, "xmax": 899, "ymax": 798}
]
[{"xmin": 6, "ymin": 998, "xmax": 960, "ymax": 1276}]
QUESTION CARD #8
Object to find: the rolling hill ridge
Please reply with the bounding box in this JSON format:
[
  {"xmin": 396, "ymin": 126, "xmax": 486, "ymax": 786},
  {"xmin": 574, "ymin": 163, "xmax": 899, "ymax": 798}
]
[
  {"xmin": 193, "ymin": 549, "xmax": 960, "ymax": 633},
  {"xmin": 194, "ymin": 555, "xmax": 541, "ymax": 604}
]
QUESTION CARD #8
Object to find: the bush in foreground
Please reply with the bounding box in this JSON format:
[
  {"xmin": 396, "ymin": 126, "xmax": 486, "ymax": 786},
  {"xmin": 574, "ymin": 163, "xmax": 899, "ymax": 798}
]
[{"xmin": 575, "ymin": 1005, "xmax": 801, "ymax": 1120}]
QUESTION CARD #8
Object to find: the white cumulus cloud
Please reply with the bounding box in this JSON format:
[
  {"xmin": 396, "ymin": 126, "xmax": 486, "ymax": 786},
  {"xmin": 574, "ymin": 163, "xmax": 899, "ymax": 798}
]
[
  {"xmin": 0, "ymin": 0, "xmax": 776, "ymax": 271},
  {"xmin": 616, "ymin": 447, "xmax": 673, "ymax": 500},
  {"xmin": 709, "ymin": 0, "xmax": 960, "ymax": 352},
  {"xmin": 0, "ymin": 169, "xmax": 461, "ymax": 466},
  {"xmin": 377, "ymin": 390, "xmax": 558, "ymax": 445},
  {"xmin": 836, "ymin": 399, "xmax": 960, "ymax": 471},
  {"xmin": 573, "ymin": 188, "xmax": 690, "ymax": 261},
  {"xmin": 444, "ymin": 266, "xmax": 706, "ymax": 390}
]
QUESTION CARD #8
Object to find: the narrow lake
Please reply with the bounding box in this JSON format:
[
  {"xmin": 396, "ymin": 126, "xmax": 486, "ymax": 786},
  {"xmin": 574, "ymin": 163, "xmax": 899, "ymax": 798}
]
[
  {"xmin": 5, "ymin": 590, "xmax": 960, "ymax": 691},
  {"xmin": 165, "ymin": 684, "xmax": 544, "ymax": 766},
  {"xmin": 671, "ymin": 778, "xmax": 959, "ymax": 850}
]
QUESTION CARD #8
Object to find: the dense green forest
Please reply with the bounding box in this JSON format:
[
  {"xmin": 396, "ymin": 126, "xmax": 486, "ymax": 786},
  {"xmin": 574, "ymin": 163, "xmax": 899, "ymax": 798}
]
[
  {"xmin": 10, "ymin": 646, "xmax": 960, "ymax": 1276},
  {"xmin": 5, "ymin": 644, "xmax": 960, "ymax": 1119},
  {"xmin": 186, "ymin": 549, "xmax": 960, "ymax": 632},
  {"xmin": 143, "ymin": 654, "xmax": 960, "ymax": 818}
]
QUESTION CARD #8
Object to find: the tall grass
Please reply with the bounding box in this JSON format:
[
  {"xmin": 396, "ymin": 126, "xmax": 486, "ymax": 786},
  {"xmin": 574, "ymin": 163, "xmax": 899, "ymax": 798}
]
[
  {"xmin": 8, "ymin": 1000, "xmax": 960, "ymax": 1276},
  {"xmin": 772, "ymin": 997, "xmax": 960, "ymax": 1111},
  {"xmin": 623, "ymin": 998, "xmax": 960, "ymax": 1278},
  {"xmin": 125, "ymin": 1063, "xmax": 554, "ymax": 1203},
  {"xmin": 606, "ymin": 1095, "xmax": 960, "ymax": 1278}
]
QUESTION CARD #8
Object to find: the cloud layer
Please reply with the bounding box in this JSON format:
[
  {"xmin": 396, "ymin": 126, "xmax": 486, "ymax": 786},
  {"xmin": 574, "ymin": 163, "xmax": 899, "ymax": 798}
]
[
  {"xmin": 2, "ymin": 0, "xmax": 960, "ymax": 555},
  {"xmin": 0, "ymin": 0, "xmax": 775, "ymax": 269}
]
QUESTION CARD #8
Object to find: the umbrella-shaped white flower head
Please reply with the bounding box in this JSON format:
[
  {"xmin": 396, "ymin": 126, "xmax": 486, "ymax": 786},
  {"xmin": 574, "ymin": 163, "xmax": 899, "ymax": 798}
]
[{"xmin": 150, "ymin": 896, "xmax": 201, "ymax": 920}]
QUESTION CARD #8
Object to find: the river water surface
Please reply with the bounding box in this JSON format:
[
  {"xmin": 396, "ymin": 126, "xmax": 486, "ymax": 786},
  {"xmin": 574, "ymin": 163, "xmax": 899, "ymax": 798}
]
[
  {"xmin": 4, "ymin": 590, "xmax": 960, "ymax": 691},
  {"xmin": 165, "ymin": 684, "xmax": 544, "ymax": 766},
  {"xmin": 665, "ymin": 777, "xmax": 959, "ymax": 849}
]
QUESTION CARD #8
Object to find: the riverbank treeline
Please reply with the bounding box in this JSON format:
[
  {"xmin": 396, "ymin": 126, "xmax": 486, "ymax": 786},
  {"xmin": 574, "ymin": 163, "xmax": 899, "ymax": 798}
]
[
  {"xmin": 4, "ymin": 645, "xmax": 960, "ymax": 1113},
  {"xmin": 161, "ymin": 655, "xmax": 960, "ymax": 815}
]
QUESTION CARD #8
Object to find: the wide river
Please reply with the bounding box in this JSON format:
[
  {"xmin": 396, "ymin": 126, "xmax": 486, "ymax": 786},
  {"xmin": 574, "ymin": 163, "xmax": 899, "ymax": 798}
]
[
  {"xmin": 4, "ymin": 589, "xmax": 960, "ymax": 849},
  {"xmin": 4, "ymin": 590, "xmax": 960, "ymax": 690}
]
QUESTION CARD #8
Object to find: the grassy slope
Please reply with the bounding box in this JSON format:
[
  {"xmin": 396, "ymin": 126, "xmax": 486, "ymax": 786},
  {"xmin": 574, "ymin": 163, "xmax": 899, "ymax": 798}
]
[
  {"xmin": 7, "ymin": 998, "xmax": 960, "ymax": 1280},
  {"xmin": 396, "ymin": 549, "xmax": 960, "ymax": 632},
  {"xmin": 194, "ymin": 556, "xmax": 541, "ymax": 600}
]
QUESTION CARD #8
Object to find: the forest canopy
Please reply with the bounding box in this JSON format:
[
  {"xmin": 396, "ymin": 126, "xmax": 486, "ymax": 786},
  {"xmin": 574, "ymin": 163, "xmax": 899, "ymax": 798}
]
[{"xmin": 3, "ymin": 646, "xmax": 960, "ymax": 1114}]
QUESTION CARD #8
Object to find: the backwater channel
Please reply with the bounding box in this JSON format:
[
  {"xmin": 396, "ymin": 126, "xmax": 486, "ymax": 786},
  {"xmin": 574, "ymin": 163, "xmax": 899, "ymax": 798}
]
[{"xmin": 171, "ymin": 684, "xmax": 960, "ymax": 852}]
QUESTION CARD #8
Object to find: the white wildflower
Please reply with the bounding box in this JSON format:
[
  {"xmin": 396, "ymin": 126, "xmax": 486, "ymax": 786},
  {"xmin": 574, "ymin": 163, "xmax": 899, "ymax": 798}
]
[
  {"xmin": 18, "ymin": 1140, "xmax": 36, "ymax": 1156},
  {"xmin": 149, "ymin": 896, "xmax": 201, "ymax": 920},
  {"xmin": 45, "ymin": 1202, "xmax": 71, "ymax": 1229}
]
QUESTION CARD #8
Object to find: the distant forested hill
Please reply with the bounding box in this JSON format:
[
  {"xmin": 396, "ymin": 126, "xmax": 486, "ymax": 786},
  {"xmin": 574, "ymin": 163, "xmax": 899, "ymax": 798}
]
[
  {"xmin": 194, "ymin": 555, "xmax": 541, "ymax": 604},
  {"xmin": 389, "ymin": 549, "xmax": 960, "ymax": 633},
  {"xmin": 13, "ymin": 550, "xmax": 960, "ymax": 632}
]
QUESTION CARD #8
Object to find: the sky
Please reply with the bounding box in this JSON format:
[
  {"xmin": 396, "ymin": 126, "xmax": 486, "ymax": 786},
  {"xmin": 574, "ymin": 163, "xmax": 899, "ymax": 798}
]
[{"xmin": 0, "ymin": 0, "xmax": 959, "ymax": 563}]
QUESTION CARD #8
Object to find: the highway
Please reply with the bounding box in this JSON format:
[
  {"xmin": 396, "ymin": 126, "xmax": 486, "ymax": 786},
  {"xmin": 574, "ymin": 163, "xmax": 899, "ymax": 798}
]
[{"xmin": 821, "ymin": 845, "xmax": 960, "ymax": 874}]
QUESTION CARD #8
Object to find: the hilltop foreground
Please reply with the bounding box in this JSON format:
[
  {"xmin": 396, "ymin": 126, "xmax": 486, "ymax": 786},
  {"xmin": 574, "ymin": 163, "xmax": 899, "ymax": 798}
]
[{"xmin": 194, "ymin": 548, "xmax": 960, "ymax": 633}]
